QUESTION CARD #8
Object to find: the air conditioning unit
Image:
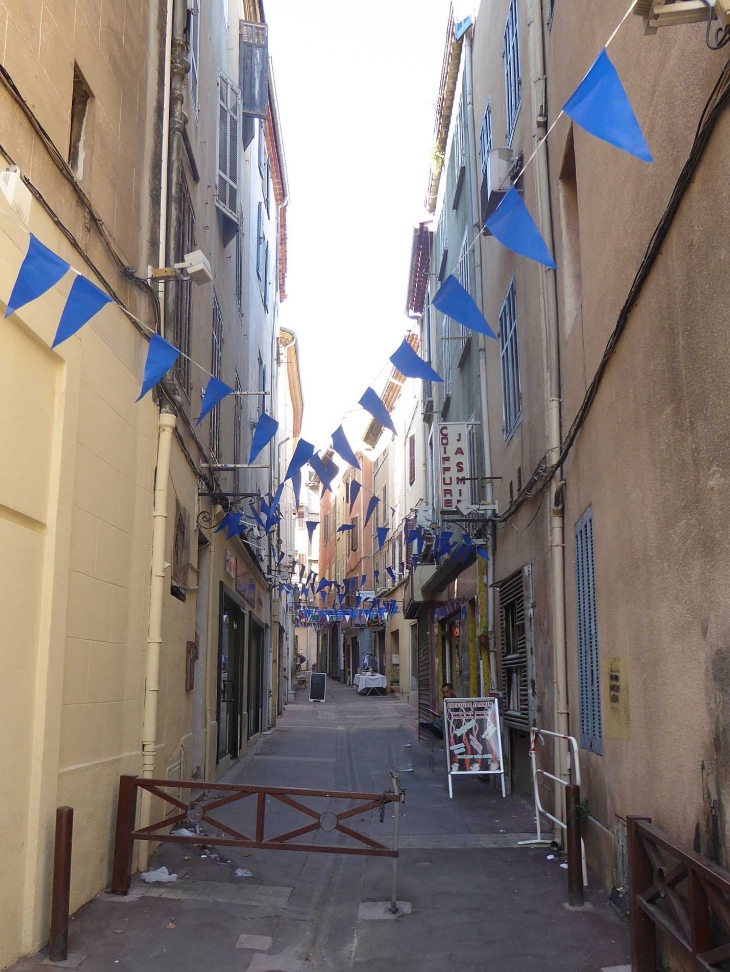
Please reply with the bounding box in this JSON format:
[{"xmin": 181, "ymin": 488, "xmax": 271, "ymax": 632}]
[
  {"xmin": 0, "ymin": 166, "xmax": 32, "ymax": 224},
  {"xmin": 635, "ymin": 0, "xmax": 730, "ymax": 32},
  {"xmin": 481, "ymin": 149, "xmax": 514, "ymax": 227}
]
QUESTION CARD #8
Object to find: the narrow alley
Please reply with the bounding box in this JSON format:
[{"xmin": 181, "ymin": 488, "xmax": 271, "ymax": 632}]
[{"xmin": 10, "ymin": 682, "xmax": 629, "ymax": 972}]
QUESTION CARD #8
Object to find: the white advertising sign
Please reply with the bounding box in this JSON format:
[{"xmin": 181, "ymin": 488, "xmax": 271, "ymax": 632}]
[{"xmin": 437, "ymin": 423, "xmax": 472, "ymax": 512}]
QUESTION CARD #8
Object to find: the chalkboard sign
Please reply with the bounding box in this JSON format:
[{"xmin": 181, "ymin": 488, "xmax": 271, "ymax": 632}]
[{"xmin": 309, "ymin": 672, "xmax": 326, "ymax": 703}]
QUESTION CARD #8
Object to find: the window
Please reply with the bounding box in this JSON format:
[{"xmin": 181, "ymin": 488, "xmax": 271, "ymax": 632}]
[
  {"xmin": 441, "ymin": 311, "xmax": 452, "ymax": 402},
  {"xmin": 499, "ymin": 276, "xmax": 521, "ymax": 443},
  {"xmin": 68, "ymin": 67, "xmax": 92, "ymax": 179},
  {"xmin": 239, "ymin": 20, "xmax": 269, "ymax": 119},
  {"xmin": 171, "ymin": 498, "xmax": 190, "ymax": 601},
  {"xmin": 235, "ymin": 209, "xmax": 244, "ymax": 315},
  {"xmin": 257, "ymin": 355, "xmax": 266, "ymax": 417},
  {"xmin": 189, "ymin": 0, "xmax": 200, "ymax": 114},
  {"xmin": 350, "ymin": 515, "xmax": 359, "ymax": 553},
  {"xmin": 216, "ymin": 73, "xmax": 240, "ymax": 221},
  {"xmin": 575, "ymin": 508, "xmax": 602, "ymax": 754},
  {"xmin": 559, "ymin": 127, "xmax": 583, "ymax": 337},
  {"xmin": 210, "ymin": 295, "xmax": 223, "ymax": 459},
  {"xmin": 297, "ymin": 508, "xmax": 305, "ymax": 528},
  {"xmin": 173, "ymin": 176, "xmax": 195, "ymax": 395},
  {"xmin": 455, "ymin": 231, "xmax": 471, "ymax": 360},
  {"xmin": 264, "ymin": 158, "xmax": 271, "ymax": 216},
  {"xmin": 258, "ymin": 120, "xmax": 266, "ymax": 177},
  {"xmin": 498, "ymin": 568, "xmax": 529, "ymax": 728},
  {"xmin": 323, "ymin": 513, "xmax": 329, "ymax": 545},
  {"xmin": 263, "ymin": 240, "xmax": 270, "ymax": 310},
  {"xmin": 233, "ymin": 372, "xmax": 243, "ymax": 494},
  {"xmin": 452, "ymin": 96, "xmax": 467, "ymax": 207},
  {"xmin": 503, "ymin": 0, "xmax": 522, "ymax": 146},
  {"xmin": 408, "ymin": 434, "xmax": 416, "ymax": 486},
  {"xmin": 478, "ymin": 99, "xmax": 493, "ymax": 177},
  {"xmin": 381, "ymin": 486, "xmax": 387, "ymax": 525},
  {"xmin": 437, "ymin": 208, "xmax": 449, "ymax": 282},
  {"xmin": 256, "ymin": 202, "xmax": 265, "ymax": 280}
]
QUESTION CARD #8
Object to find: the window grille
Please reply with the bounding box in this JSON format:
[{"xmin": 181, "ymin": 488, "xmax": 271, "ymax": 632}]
[
  {"xmin": 498, "ymin": 568, "xmax": 529, "ymax": 729},
  {"xmin": 216, "ymin": 74, "xmax": 240, "ymax": 221},
  {"xmin": 503, "ymin": 0, "xmax": 522, "ymax": 146},
  {"xmin": 189, "ymin": 0, "xmax": 200, "ymax": 114},
  {"xmin": 233, "ymin": 372, "xmax": 243, "ymax": 494},
  {"xmin": 174, "ymin": 177, "xmax": 195, "ymax": 395},
  {"xmin": 479, "ymin": 99, "xmax": 493, "ymax": 177},
  {"xmin": 499, "ymin": 276, "xmax": 521, "ymax": 442},
  {"xmin": 408, "ymin": 434, "xmax": 416, "ymax": 486},
  {"xmin": 575, "ymin": 507, "xmax": 603, "ymax": 754},
  {"xmin": 209, "ymin": 294, "xmax": 223, "ymax": 460}
]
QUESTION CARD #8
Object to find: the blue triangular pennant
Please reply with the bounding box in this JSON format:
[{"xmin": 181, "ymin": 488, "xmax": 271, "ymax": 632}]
[
  {"xmin": 331, "ymin": 425, "xmax": 361, "ymax": 469},
  {"xmin": 309, "ymin": 453, "xmax": 339, "ymax": 492},
  {"xmin": 306, "ymin": 520, "xmax": 318, "ymax": 543},
  {"xmin": 5, "ymin": 234, "xmax": 69, "ymax": 318},
  {"xmin": 349, "ymin": 480, "xmax": 361, "ymax": 512},
  {"xmin": 485, "ymin": 186, "xmax": 557, "ymax": 269},
  {"xmin": 338, "ymin": 523, "xmax": 355, "ymax": 532},
  {"xmin": 359, "ymin": 387, "xmax": 397, "ymax": 435},
  {"xmin": 389, "ymin": 339, "xmax": 443, "ymax": 382},
  {"xmin": 137, "ymin": 334, "xmax": 180, "ymax": 400},
  {"xmin": 432, "ymin": 275, "xmax": 496, "ymax": 339},
  {"xmin": 292, "ymin": 470, "xmax": 302, "ymax": 509},
  {"xmin": 364, "ymin": 495, "xmax": 379, "ymax": 527},
  {"xmin": 52, "ymin": 274, "xmax": 112, "ymax": 347},
  {"xmin": 562, "ymin": 48, "xmax": 653, "ymax": 163},
  {"xmin": 376, "ymin": 526, "xmax": 389, "ymax": 551},
  {"xmin": 225, "ymin": 512, "xmax": 243, "ymax": 538},
  {"xmin": 285, "ymin": 438, "xmax": 315, "ymax": 481},
  {"xmin": 249, "ymin": 412, "xmax": 279, "ymax": 463},
  {"xmin": 196, "ymin": 376, "xmax": 234, "ymax": 426}
]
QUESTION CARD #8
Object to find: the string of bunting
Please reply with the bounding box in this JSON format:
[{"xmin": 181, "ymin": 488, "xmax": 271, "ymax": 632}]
[{"xmin": 1, "ymin": 0, "xmax": 651, "ymax": 608}]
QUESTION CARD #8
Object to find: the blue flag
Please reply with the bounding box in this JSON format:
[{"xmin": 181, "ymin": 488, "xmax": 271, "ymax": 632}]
[
  {"xmin": 5, "ymin": 234, "xmax": 69, "ymax": 318},
  {"xmin": 52, "ymin": 274, "xmax": 112, "ymax": 347},
  {"xmin": 306, "ymin": 520, "xmax": 318, "ymax": 543},
  {"xmin": 389, "ymin": 339, "xmax": 443, "ymax": 382},
  {"xmin": 432, "ymin": 275, "xmax": 496, "ymax": 339},
  {"xmin": 292, "ymin": 470, "xmax": 302, "ymax": 509},
  {"xmin": 310, "ymin": 453, "xmax": 339, "ymax": 492},
  {"xmin": 249, "ymin": 412, "xmax": 279, "ymax": 463},
  {"xmin": 562, "ymin": 48, "xmax": 653, "ymax": 163},
  {"xmin": 332, "ymin": 425, "xmax": 361, "ymax": 469},
  {"xmin": 338, "ymin": 523, "xmax": 355, "ymax": 532},
  {"xmin": 225, "ymin": 512, "xmax": 243, "ymax": 538},
  {"xmin": 386, "ymin": 567, "xmax": 396, "ymax": 585},
  {"xmin": 137, "ymin": 334, "xmax": 180, "ymax": 400},
  {"xmin": 285, "ymin": 438, "xmax": 315, "ymax": 481},
  {"xmin": 349, "ymin": 480, "xmax": 361, "ymax": 512},
  {"xmin": 376, "ymin": 526, "xmax": 389, "ymax": 550},
  {"xmin": 359, "ymin": 387, "xmax": 397, "ymax": 435},
  {"xmin": 485, "ymin": 186, "xmax": 557, "ymax": 269},
  {"xmin": 364, "ymin": 495, "xmax": 379, "ymax": 527},
  {"xmin": 196, "ymin": 376, "xmax": 234, "ymax": 426}
]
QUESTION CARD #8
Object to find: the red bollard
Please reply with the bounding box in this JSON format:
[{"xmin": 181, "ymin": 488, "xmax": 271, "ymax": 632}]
[{"xmin": 48, "ymin": 806, "xmax": 74, "ymax": 961}]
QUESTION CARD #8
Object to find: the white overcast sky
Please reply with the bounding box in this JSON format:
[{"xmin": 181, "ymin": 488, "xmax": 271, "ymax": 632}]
[{"xmin": 266, "ymin": 0, "xmax": 454, "ymax": 450}]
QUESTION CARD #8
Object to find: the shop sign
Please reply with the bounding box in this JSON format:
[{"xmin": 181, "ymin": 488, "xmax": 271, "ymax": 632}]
[
  {"xmin": 434, "ymin": 598, "xmax": 463, "ymax": 623},
  {"xmin": 225, "ymin": 551, "xmax": 237, "ymax": 578},
  {"xmin": 437, "ymin": 423, "xmax": 473, "ymax": 511},
  {"xmin": 443, "ymin": 696, "xmax": 506, "ymax": 799}
]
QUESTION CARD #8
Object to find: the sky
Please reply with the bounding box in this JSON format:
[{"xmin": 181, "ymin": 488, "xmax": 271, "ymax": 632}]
[{"xmin": 266, "ymin": 1, "xmax": 453, "ymax": 452}]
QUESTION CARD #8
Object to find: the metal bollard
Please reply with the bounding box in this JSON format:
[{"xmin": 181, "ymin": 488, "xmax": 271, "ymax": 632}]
[
  {"xmin": 48, "ymin": 806, "xmax": 74, "ymax": 961},
  {"xmin": 389, "ymin": 772, "xmax": 402, "ymax": 914},
  {"xmin": 565, "ymin": 784, "xmax": 584, "ymax": 907}
]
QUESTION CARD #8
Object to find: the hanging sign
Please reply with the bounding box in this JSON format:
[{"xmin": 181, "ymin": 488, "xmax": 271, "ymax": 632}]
[
  {"xmin": 438, "ymin": 423, "xmax": 473, "ymax": 512},
  {"xmin": 309, "ymin": 672, "xmax": 326, "ymax": 703},
  {"xmin": 443, "ymin": 697, "xmax": 505, "ymax": 799}
]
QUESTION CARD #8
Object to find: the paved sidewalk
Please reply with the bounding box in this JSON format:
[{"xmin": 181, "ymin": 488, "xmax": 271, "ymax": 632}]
[{"xmin": 9, "ymin": 681, "xmax": 630, "ymax": 972}]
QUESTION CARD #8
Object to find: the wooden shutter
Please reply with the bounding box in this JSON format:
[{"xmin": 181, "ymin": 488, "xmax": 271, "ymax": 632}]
[
  {"xmin": 216, "ymin": 74, "xmax": 240, "ymax": 221},
  {"xmin": 256, "ymin": 203, "xmax": 264, "ymax": 279},
  {"xmin": 172, "ymin": 499, "xmax": 190, "ymax": 591},
  {"xmin": 498, "ymin": 567, "xmax": 530, "ymax": 729},
  {"xmin": 239, "ymin": 20, "xmax": 268, "ymax": 119},
  {"xmin": 408, "ymin": 434, "xmax": 416, "ymax": 486},
  {"xmin": 575, "ymin": 507, "xmax": 602, "ymax": 753}
]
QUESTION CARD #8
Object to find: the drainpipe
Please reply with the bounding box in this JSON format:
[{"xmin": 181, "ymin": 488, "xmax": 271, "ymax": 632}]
[
  {"xmin": 139, "ymin": 406, "xmax": 177, "ymax": 870},
  {"xmin": 163, "ymin": 0, "xmax": 189, "ymax": 346},
  {"xmin": 527, "ymin": 0, "xmax": 569, "ymax": 825},
  {"xmin": 464, "ymin": 26, "xmax": 497, "ymax": 695}
]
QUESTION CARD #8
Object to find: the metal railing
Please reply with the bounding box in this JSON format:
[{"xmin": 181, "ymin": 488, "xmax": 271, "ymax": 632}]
[
  {"xmin": 629, "ymin": 814, "xmax": 730, "ymax": 970},
  {"xmin": 520, "ymin": 727, "xmax": 587, "ymax": 905}
]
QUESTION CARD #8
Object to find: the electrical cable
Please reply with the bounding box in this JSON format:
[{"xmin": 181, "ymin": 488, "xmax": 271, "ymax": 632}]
[
  {"xmin": 699, "ymin": 0, "xmax": 730, "ymax": 49},
  {"xmin": 495, "ymin": 56, "xmax": 730, "ymax": 526}
]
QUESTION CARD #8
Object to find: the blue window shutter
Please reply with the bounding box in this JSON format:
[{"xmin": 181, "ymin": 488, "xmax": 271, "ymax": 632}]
[{"xmin": 575, "ymin": 507, "xmax": 602, "ymax": 754}]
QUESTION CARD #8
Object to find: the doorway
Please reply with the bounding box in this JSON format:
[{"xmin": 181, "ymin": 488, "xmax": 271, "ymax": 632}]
[
  {"xmin": 217, "ymin": 593, "xmax": 245, "ymax": 763},
  {"xmin": 248, "ymin": 617, "xmax": 265, "ymax": 738}
]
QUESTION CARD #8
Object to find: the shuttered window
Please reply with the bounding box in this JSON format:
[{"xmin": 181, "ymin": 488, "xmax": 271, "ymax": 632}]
[
  {"xmin": 498, "ymin": 568, "xmax": 530, "ymax": 729},
  {"xmin": 500, "ymin": 275, "xmax": 521, "ymax": 443},
  {"xmin": 189, "ymin": 0, "xmax": 200, "ymax": 114},
  {"xmin": 479, "ymin": 99, "xmax": 492, "ymax": 177},
  {"xmin": 173, "ymin": 176, "xmax": 194, "ymax": 396},
  {"xmin": 256, "ymin": 202, "xmax": 265, "ymax": 280},
  {"xmin": 467, "ymin": 425, "xmax": 478, "ymax": 504},
  {"xmin": 408, "ymin": 434, "xmax": 416, "ymax": 486},
  {"xmin": 171, "ymin": 498, "xmax": 190, "ymax": 600},
  {"xmin": 209, "ymin": 294, "xmax": 223, "ymax": 460},
  {"xmin": 263, "ymin": 240, "xmax": 270, "ymax": 311},
  {"xmin": 575, "ymin": 507, "xmax": 602, "ymax": 754},
  {"xmin": 216, "ymin": 74, "xmax": 240, "ymax": 222},
  {"xmin": 455, "ymin": 231, "xmax": 471, "ymax": 360},
  {"xmin": 503, "ymin": 0, "xmax": 522, "ymax": 146},
  {"xmin": 239, "ymin": 20, "xmax": 268, "ymax": 119}
]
